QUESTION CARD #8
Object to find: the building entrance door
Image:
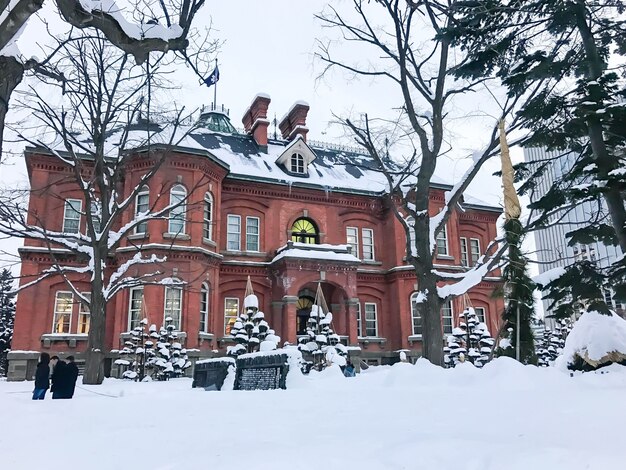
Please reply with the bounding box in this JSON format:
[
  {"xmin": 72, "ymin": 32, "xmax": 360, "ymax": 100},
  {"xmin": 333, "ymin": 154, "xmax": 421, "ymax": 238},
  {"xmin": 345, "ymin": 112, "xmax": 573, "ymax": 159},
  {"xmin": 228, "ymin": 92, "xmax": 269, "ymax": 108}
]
[{"xmin": 296, "ymin": 296, "xmax": 314, "ymax": 335}]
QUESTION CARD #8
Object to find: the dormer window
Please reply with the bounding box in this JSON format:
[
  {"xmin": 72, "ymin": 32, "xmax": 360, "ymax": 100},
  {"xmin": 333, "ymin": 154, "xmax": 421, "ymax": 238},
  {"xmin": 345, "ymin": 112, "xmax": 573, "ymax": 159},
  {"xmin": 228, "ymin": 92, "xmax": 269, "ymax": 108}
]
[
  {"xmin": 275, "ymin": 136, "xmax": 317, "ymax": 177},
  {"xmin": 291, "ymin": 153, "xmax": 305, "ymax": 174}
]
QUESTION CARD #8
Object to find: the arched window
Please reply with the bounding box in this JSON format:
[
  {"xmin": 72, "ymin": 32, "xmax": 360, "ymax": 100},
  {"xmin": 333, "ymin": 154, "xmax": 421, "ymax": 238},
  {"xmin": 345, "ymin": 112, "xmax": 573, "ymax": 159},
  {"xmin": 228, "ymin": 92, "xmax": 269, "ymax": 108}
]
[
  {"xmin": 290, "ymin": 153, "xmax": 305, "ymax": 174},
  {"xmin": 203, "ymin": 192, "xmax": 213, "ymax": 240},
  {"xmin": 200, "ymin": 283, "xmax": 209, "ymax": 333},
  {"xmin": 168, "ymin": 184, "xmax": 187, "ymax": 234},
  {"xmin": 407, "ymin": 217, "xmax": 416, "ymax": 257},
  {"xmin": 135, "ymin": 185, "xmax": 150, "ymax": 234},
  {"xmin": 164, "ymin": 284, "xmax": 183, "ymax": 330},
  {"xmin": 410, "ymin": 292, "xmax": 422, "ymax": 335},
  {"xmin": 291, "ymin": 218, "xmax": 319, "ymax": 244}
]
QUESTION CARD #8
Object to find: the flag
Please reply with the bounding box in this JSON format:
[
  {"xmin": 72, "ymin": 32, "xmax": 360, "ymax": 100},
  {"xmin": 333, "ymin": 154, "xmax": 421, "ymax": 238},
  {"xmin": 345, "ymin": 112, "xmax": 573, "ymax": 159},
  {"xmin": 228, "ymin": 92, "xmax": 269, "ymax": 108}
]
[{"xmin": 204, "ymin": 66, "xmax": 220, "ymax": 87}]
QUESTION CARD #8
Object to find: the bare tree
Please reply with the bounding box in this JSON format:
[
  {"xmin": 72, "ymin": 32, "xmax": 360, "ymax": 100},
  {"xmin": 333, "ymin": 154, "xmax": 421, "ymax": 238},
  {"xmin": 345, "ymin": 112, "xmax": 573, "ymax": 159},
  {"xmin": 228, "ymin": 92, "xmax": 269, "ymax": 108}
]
[
  {"xmin": 0, "ymin": 30, "xmax": 211, "ymax": 384},
  {"xmin": 317, "ymin": 0, "xmax": 545, "ymax": 365},
  {"xmin": 0, "ymin": 0, "xmax": 210, "ymax": 159}
]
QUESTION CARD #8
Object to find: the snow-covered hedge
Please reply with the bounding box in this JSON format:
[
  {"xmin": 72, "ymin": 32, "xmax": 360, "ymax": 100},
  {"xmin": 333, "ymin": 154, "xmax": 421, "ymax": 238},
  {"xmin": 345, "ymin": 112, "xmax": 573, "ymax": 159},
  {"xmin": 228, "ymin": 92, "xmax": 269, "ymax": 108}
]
[{"xmin": 556, "ymin": 310, "xmax": 626, "ymax": 371}]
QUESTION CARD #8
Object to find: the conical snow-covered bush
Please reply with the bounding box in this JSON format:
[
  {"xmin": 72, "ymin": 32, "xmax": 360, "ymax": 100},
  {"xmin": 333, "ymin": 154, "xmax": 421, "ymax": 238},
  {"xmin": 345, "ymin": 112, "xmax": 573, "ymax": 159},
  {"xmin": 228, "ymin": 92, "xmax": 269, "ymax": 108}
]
[
  {"xmin": 444, "ymin": 307, "xmax": 494, "ymax": 368},
  {"xmin": 227, "ymin": 277, "xmax": 280, "ymax": 357},
  {"xmin": 297, "ymin": 283, "xmax": 347, "ymax": 372},
  {"xmin": 116, "ymin": 317, "xmax": 191, "ymax": 381}
]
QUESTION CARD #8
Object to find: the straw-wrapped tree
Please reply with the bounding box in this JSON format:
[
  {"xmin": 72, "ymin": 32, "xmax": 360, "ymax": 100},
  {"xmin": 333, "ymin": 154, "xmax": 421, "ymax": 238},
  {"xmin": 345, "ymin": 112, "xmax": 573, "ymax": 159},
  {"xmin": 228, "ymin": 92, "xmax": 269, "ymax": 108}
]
[
  {"xmin": 298, "ymin": 283, "xmax": 348, "ymax": 372},
  {"xmin": 227, "ymin": 276, "xmax": 280, "ymax": 357}
]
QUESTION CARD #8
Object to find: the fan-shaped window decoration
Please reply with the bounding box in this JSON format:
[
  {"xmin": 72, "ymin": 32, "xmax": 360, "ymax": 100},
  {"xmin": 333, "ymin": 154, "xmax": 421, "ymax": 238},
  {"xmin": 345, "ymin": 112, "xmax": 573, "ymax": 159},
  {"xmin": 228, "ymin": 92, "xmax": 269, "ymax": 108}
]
[{"xmin": 291, "ymin": 218, "xmax": 319, "ymax": 244}]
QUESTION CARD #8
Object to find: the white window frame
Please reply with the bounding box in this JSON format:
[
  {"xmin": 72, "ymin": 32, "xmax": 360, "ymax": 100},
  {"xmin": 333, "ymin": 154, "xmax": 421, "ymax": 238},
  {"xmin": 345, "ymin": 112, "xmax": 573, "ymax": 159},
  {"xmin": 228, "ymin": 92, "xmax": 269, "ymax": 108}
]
[
  {"xmin": 410, "ymin": 292, "xmax": 422, "ymax": 336},
  {"xmin": 470, "ymin": 238, "xmax": 481, "ymax": 266},
  {"xmin": 168, "ymin": 184, "xmax": 187, "ymax": 234},
  {"xmin": 63, "ymin": 199, "xmax": 82, "ymax": 234},
  {"xmin": 203, "ymin": 192, "xmax": 214, "ymax": 241},
  {"xmin": 52, "ymin": 291, "xmax": 73, "ymax": 334},
  {"xmin": 164, "ymin": 286, "xmax": 183, "ymax": 330},
  {"xmin": 364, "ymin": 302, "xmax": 378, "ymax": 337},
  {"xmin": 89, "ymin": 201, "xmax": 101, "ymax": 234},
  {"xmin": 436, "ymin": 224, "xmax": 448, "ymax": 256},
  {"xmin": 134, "ymin": 186, "xmax": 150, "ymax": 234},
  {"xmin": 356, "ymin": 302, "xmax": 362, "ymax": 337},
  {"xmin": 246, "ymin": 216, "xmax": 260, "ymax": 252},
  {"xmin": 407, "ymin": 217, "xmax": 416, "ymax": 257},
  {"xmin": 290, "ymin": 153, "xmax": 305, "ymax": 174},
  {"xmin": 346, "ymin": 226, "xmax": 359, "ymax": 258},
  {"xmin": 128, "ymin": 287, "xmax": 144, "ymax": 331},
  {"xmin": 224, "ymin": 297, "xmax": 240, "ymax": 335},
  {"xmin": 474, "ymin": 307, "xmax": 486, "ymax": 324},
  {"xmin": 460, "ymin": 237, "xmax": 469, "ymax": 267},
  {"xmin": 78, "ymin": 292, "xmax": 91, "ymax": 334},
  {"xmin": 362, "ymin": 228, "xmax": 375, "ymax": 261},
  {"xmin": 200, "ymin": 283, "xmax": 209, "ymax": 333},
  {"xmin": 227, "ymin": 214, "xmax": 241, "ymax": 251},
  {"xmin": 442, "ymin": 300, "xmax": 453, "ymax": 335}
]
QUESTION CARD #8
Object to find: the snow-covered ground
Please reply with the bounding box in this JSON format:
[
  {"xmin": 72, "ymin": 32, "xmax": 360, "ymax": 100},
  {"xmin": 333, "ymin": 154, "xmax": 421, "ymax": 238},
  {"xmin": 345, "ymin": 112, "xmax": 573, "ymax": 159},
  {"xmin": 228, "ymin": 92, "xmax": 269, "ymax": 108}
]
[{"xmin": 2, "ymin": 358, "xmax": 626, "ymax": 470}]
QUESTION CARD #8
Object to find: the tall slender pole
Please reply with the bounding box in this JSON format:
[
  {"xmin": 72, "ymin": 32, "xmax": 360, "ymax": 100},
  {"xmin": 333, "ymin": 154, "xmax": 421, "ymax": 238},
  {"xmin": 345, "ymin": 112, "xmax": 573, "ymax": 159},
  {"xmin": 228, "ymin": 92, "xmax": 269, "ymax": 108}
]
[
  {"xmin": 516, "ymin": 302, "xmax": 521, "ymax": 361},
  {"xmin": 213, "ymin": 58, "xmax": 218, "ymax": 109}
]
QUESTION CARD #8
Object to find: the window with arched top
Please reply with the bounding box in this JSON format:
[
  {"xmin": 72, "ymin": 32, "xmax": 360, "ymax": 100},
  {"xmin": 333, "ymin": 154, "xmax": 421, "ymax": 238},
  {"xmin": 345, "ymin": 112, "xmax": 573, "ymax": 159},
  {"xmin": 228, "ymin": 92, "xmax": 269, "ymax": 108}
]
[
  {"xmin": 168, "ymin": 184, "xmax": 187, "ymax": 234},
  {"xmin": 200, "ymin": 283, "xmax": 209, "ymax": 333},
  {"xmin": 135, "ymin": 185, "xmax": 150, "ymax": 234},
  {"xmin": 410, "ymin": 292, "xmax": 422, "ymax": 336},
  {"xmin": 203, "ymin": 192, "xmax": 213, "ymax": 240},
  {"xmin": 290, "ymin": 153, "xmax": 305, "ymax": 174},
  {"xmin": 164, "ymin": 284, "xmax": 183, "ymax": 330},
  {"xmin": 291, "ymin": 218, "xmax": 319, "ymax": 244}
]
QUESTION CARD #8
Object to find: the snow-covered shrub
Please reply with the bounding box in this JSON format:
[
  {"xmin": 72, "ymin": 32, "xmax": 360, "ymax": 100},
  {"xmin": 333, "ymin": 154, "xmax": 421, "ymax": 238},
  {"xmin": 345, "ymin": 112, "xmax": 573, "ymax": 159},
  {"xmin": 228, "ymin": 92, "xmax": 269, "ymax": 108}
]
[
  {"xmin": 536, "ymin": 319, "xmax": 572, "ymax": 366},
  {"xmin": 297, "ymin": 305, "xmax": 347, "ymax": 372},
  {"xmin": 116, "ymin": 317, "xmax": 191, "ymax": 381},
  {"xmin": 227, "ymin": 294, "xmax": 280, "ymax": 357},
  {"xmin": 556, "ymin": 310, "xmax": 626, "ymax": 371},
  {"xmin": 444, "ymin": 307, "xmax": 494, "ymax": 368}
]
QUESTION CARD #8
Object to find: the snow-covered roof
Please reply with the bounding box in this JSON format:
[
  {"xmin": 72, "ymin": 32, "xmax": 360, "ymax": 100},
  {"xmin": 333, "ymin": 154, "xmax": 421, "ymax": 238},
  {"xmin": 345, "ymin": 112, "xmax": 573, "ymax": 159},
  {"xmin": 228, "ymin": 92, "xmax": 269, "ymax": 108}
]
[
  {"xmin": 24, "ymin": 113, "xmax": 500, "ymax": 209},
  {"xmin": 272, "ymin": 242, "xmax": 360, "ymax": 264}
]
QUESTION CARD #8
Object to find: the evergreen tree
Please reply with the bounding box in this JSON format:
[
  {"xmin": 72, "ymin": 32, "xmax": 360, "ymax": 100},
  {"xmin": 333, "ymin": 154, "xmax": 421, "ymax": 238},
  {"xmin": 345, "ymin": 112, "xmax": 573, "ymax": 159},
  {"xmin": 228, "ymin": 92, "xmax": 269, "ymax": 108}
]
[
  {"xmin": 0, "ymin": 269, "xmax": 16, "ymax": 377},
  {"xmin": 444, "ymin": 0, "xmax": 626, "ymax": 313},
  {"xmin": 227, "ymin": 277, "xmax": 280, "ymax": 357},
  {"xmin": 536, "ymin": 319, "xmax": 573, "ymax": 366},
  {"xmin": 444, "ymin": 307, "xmax": 495, "ymax": 368},
  {"xmin": 116, "ymin": 318, "xmax": 190, "ymax": 381},
  {"xmin": 496, "ymin": 219, "xmax": 538, "ymax": 364},
  {"xmin": 298, "ymin": 283, "xmax": 348, "ymax": 372}
]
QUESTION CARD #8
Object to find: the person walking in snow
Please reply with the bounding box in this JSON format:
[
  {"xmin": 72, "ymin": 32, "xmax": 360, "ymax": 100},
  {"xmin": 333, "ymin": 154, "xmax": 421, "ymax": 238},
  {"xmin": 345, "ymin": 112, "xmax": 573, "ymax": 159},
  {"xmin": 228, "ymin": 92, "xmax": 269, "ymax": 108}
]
[
  {"xmin": 50, "ymin": 355, "xmax": 70, "ymax": 399},
  {"xmin": 32, "ymin": 352, "xmax": 50, "ymax": 400},
  {"xmin": 65, "ymin": 356, "xmax": 79, "ymax": 398}
]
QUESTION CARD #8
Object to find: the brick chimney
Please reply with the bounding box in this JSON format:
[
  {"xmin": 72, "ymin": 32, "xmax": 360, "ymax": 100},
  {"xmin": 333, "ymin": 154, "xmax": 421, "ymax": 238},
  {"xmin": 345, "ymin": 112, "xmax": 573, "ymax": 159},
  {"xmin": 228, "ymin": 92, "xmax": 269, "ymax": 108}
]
[
  {"xmin": 279, "ymin": 101, "xmax": 309, "ymax": 142},
  {"xmin": 242, "ymin": 93, "xmax": 271, "ymax": 149}
]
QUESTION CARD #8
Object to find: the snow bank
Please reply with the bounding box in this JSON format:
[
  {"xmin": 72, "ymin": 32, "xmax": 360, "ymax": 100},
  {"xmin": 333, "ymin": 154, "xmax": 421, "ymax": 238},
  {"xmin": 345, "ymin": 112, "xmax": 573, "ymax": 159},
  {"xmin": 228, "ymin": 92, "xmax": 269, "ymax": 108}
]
[{"xmin": 556, "ymin": 310, "xmax": 626, "ymax": 369}]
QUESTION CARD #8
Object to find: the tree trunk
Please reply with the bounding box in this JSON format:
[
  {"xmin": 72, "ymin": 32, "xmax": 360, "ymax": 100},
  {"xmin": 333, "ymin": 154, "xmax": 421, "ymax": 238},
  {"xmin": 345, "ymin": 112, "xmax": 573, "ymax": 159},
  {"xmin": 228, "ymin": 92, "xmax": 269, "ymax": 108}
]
[
  {"xmin": 0, "ymin": 56, "xmax": 24, "ymax": 162},
  {"xmin": 574, "ymin": 1, "xmax": 626, "ymax": 253},
  {"xmin": 413, "ymin": 210, "xmax": 444, "ymax": 366},
  {"xmin": 83, "ymin": 253, "xmax": 107, "ymax": 384},
  {"xmin": 419, "ymin": 277, "xmax": 444, "ymax": 366}
]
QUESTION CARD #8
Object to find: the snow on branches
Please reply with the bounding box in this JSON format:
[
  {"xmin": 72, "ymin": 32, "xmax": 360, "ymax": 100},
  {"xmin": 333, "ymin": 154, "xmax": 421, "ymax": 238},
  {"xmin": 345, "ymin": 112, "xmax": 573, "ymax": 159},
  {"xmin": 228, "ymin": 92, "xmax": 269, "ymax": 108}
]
[
  {"xmin": 444, "ymin": 307, "xmax": 495, "ymax": 368},
  {"xmin": 116, "ymin": 317, "xmax": 191, "ymax": 381}
]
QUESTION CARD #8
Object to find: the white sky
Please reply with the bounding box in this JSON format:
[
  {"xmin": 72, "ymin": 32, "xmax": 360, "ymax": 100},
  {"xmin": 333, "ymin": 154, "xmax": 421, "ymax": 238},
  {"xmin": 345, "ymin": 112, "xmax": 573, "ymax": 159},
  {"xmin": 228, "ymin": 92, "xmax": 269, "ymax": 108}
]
[{"xmin": 0, "ymin": 1, "xmax": 541, "ymax": 314}]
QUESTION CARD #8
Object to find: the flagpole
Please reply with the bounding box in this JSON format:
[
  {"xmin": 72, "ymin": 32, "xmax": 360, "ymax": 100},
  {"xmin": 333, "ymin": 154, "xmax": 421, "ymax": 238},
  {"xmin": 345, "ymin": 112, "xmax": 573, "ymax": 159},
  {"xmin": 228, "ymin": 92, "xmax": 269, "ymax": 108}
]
[{"xmin": 213, "ymin": 58, "xmax": 218, "ymax": 110}]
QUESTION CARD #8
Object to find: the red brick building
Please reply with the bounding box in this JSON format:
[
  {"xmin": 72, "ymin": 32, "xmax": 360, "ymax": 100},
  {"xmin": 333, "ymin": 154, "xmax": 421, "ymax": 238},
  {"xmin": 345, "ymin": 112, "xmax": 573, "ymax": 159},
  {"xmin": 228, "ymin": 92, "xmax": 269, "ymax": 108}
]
[{"xmin": 7, "ymin": 95, "xmax": 503, "ymax": 380}]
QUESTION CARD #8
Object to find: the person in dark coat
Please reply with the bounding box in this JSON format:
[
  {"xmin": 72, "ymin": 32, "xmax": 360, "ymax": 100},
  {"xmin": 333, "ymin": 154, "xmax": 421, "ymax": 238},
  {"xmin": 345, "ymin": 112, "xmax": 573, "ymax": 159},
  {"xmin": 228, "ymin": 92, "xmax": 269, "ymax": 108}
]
[
  {"xmin": 32, "ymin": 352, "xmax": 50, "ymax": 400},
  {"xmin": 65, "ymin": 356, "xmax": 79, "ymax": 398},
  {"xmin": 50, "ymin": 355, "xmax": 70, "ymax": 399}
]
